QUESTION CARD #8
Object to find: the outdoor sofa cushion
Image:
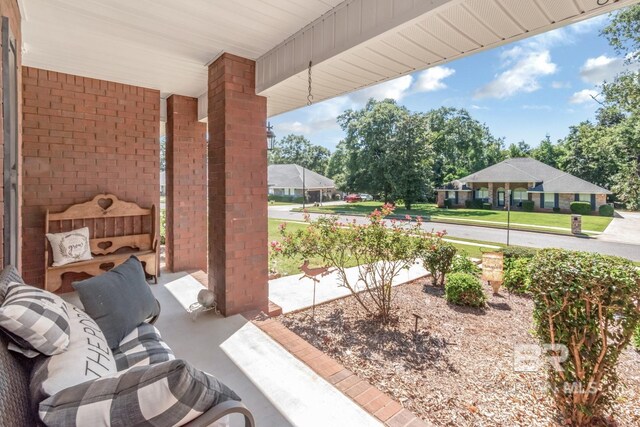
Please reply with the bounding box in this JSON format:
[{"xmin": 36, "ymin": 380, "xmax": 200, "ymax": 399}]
[
  {"xmin": 112, "ymin": 322, "xmax": 175, "ymax": 371},
  {"xmin": 0, "ymin": 282, "xmax": 70, "ymax": 356},
  {"xmin": 45, "ymin": 227, "xmax": 93, "ymax": 267},
  {"xmin": 39, "ymin": 359, "xmax": 242, "ymax": 427},
  {"xmin": 73, "ymin": 256, "xmax": 159, "ymax": 349},
  {"xmin": 0, "ymin": 264, "xmax": 24, "ymax": 303},
  {"xmin": 30, "ymin": 301, "xmax": 117, "ymax": 405}
]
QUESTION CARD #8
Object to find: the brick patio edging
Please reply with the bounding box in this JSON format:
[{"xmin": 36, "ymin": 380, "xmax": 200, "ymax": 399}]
[{"xmin": 252, "ymin": 318, "xmax": 431, "ymax": 427}]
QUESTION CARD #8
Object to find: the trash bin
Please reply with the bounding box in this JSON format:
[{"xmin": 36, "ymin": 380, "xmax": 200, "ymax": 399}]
[{"xmin": 571, "ymin": 214, "xmax": 582, "ymax": 234}]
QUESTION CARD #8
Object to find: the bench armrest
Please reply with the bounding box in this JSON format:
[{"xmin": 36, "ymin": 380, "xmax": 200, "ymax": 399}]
[{"xmin": 181, "ymin": 400, "xmax": 255, "ymax": 427}]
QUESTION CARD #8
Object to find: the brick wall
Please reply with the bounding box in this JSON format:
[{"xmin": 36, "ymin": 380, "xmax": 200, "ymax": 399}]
[
  {"xmin": 22, "ymin": 67, "xmax": 160, "ymax": 287},
  {"xmin": 165, "ymin": 95, "xmax": 207, "ymax": 272},
  {"xmin": 0, "ymin": 0, "xmax": 23, "ymax": 268},
  {"xmin": 208, "ymin": 53, "xmax": 268, "ymax": 316}
]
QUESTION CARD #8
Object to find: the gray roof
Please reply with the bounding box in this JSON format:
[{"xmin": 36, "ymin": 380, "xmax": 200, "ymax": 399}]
[
  {"xmin": 268, "ymin": 164, "xmax": 335, "ymax": 190},
  {"xmin": 455, "ymin": 158, "xmax": 611, "ymax": 194}
]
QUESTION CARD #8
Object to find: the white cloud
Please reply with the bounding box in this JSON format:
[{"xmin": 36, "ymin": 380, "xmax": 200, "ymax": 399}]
[
  {"xmin": 276, "ymin": 121, "xmax": 312, "ymax": 134},
  {"xmin": 413, "ymin": 66, "xmax": 455, "ymax": 92},
  {"xmin": 551, "ymin": 81, "xmax": 571, "ymax": 89},
  {"xmin": 569, "ymin": 89, "xmax": 599, "ymax": 104},
  {"xmin": 579, "ymin": 55, "xmax": 639, "ymax": 84},
  {"xmin": 474, "ymin": 50, "xmax": 557, "ymax": 99},
  {"xmin": 470, "ymin": 104, "xmax": 488, "ymax": 110},
  {"xmin": 349, "ymin": 75, "xmax": 413, "ymax": 104}
]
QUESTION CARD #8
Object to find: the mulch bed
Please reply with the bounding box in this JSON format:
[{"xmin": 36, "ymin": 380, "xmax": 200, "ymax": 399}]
[{"xmin": 280, "ymin": 279, "xmax": 640, "ymax": 426}]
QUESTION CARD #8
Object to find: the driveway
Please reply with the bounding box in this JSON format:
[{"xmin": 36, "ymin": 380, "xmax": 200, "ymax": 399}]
[
  {"xmin": 269, "ymin": 207, "xmax": 640, "ymax": 262},
  {"xmin": 597, "ymin": 211, "xmax": 640, "ymax": 245}
]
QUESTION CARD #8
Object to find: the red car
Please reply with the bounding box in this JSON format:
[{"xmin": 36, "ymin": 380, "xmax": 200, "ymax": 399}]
[{"xmin": 345, "ymin": 194, "xmax": 363, "ymax": 203}]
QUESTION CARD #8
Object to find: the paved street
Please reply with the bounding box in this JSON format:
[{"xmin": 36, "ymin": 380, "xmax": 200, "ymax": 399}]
[{"xmin": 269, "ymin": 206, "xmax": 640, "ymax": 262}]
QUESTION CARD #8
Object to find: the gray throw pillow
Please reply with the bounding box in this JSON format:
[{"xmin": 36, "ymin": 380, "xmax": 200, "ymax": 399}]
[
  {"xmin": 39, "ymin": 359, "xmax": 241, "ymax": 427},
  {"xmin": 72, "ymin": 256, "xmax": 159, "ymax": 349},
  {"xmin": 0, "ymin": 265, "xmax": 24, "ymax": 304}
]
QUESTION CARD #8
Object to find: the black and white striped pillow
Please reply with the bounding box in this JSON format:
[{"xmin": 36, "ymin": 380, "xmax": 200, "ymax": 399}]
[
  {"xmin": 39, "ymin": 359, "xmax": 241, "ymax": 427},
  {"xmin": 0, "ymin": 282, "xmax": 70, "ymax": 356}
]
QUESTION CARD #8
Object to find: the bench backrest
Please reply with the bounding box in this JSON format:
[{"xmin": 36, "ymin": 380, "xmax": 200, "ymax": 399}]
[{"xmin": 45, "ymin": 194, "xmax": 157, "ymax": 265}]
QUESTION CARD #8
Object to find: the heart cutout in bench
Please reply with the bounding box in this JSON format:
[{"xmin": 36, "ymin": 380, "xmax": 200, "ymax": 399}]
[
  {"xmin": 97, "ymin": 241, "xmax": 113, "ymax": 250},
  {"xmin": 99, "ymin": 262, "xmax": 115, "ymax": 271},
  {"xmin": 97, "ymin": 197, "xmax": 113, "ymax": 211}
]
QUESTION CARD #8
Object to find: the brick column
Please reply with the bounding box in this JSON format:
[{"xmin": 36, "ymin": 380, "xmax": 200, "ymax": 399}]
[
  {"xmin": 165, "ymin": 95, "xmax": 208, "ymax": 272},
  {"xmin": 504, "ymin": 182, "xmax": 510, "ymax": 210},
  {"xmin": 488, "ymin": 183, "xmax": 494, "ymax": 206},
  {"xmin": 208, "ymin": 53, "xmax": 268, "ymax": 316}
]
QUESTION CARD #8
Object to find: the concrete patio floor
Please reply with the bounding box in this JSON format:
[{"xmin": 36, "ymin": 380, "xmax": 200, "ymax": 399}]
[
  {"xmin": 269, "ymin": 261, "xmax": 429, "ymax": 314},
  {"xmin": 63, "ymin": 271, "xmax": 382, "ymax": 427}
]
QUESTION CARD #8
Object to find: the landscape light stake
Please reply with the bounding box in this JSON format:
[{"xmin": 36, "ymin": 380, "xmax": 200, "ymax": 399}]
[{"xmin": 412, "ymin": 313, "xmax": 422, "ymax": 339}]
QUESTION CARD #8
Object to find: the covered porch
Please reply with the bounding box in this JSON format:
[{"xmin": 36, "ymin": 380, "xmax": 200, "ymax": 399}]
[{"xmin": 2, "ymin": 0, "xmax": 638, "ymax": 425}]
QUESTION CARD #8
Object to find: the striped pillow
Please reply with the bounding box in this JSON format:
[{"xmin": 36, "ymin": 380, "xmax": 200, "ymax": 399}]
[
  {"xmin": 39, "ymin": 359, "xmax": 241, "ymax": 427},
  {"xmin": 0, "ymin": 282, "xmax": 70, "ymax": 356}
]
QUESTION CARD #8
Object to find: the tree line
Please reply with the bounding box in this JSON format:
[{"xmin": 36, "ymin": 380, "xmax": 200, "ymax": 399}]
[{"xmin": 269, "ymin": 6, "xmax": 640, "ymax": 210}]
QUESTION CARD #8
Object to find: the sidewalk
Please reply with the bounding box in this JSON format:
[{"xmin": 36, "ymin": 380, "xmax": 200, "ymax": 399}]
[{"xmin": 269, "ymin": 262, "xmax": 429, "ymax": 314}]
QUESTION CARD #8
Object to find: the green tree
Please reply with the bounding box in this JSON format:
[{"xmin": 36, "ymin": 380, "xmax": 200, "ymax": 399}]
[
  {"xmin": 268, "ymin": 134, "xmax": 331, "ymax": 175},
  {"xmin": 505, "ymin": 140, "xmax": 532, "ymax": 158},
  {"xmin": 531, "ymin": 135, "xmax": 562, "ymax": 168},
  {"xmin": 337, "ymin": 99, "xmax": 433, "ymax": 208},
  {"xmin": 425, "ymin": 107, "xmax": 504, "ymax": 187},
  {"xmin": 325, "ymin": 141, "xmax": 348, "ymax": 190}
]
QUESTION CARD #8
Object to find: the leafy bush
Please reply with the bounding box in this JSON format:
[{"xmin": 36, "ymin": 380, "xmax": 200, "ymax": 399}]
[
  {"xmin": 450, "ymin": 254, "xmax": 481, "ymax": 276},
  {"xmin": 275, "ymin": 204, "xmax": 424, "ymax": 323},
  {"xmin": 599, "ymin": 204, "xmax": 614, "ymax": 217},
  {"xmin": 444, "ymin": 273, "xmax": 486, "ymax": 307},
  {"xmin": 444, "ymin": 198, "xmax": 453, "ymax": 208},
  {"xmin": 552, "ymin": 207, "xmax": 561, "ymax": 213},
  {"xmin": 634, "ymin": 324, "xmax": 640, "ymax": 351},
  {"xmin": 501, "ymin": 246, "xmax": 538, "ymax": 260},
  {"xmin": 464, "ymin": 199, "xmax": 472, "ymax": 208},
  {"xmin": 469, "ymin": 199, "xmax": 484, "ymax": 209},
  {"xmin": 160, "ymin": 209, "xmax": 166, "ymax": 245},
  {"xmin": 421, "ymin": 236, "xmax": 457, "ymax": 287},
  {"xmin": 522, "ymin": 200, "xmax": 535, "ymax": 212},
  {"xmin": 503, "ymin": 257, "xmax": 531, "ymax": 294},
  {"xmin": 529, "ymin": 249, "xmax": 640, "ymax": 425},
  {"xmin": 482, "ymin": 203, "xmax": 492, "ymax": 210},
  {"xmin": 570, "ymin": 201, "xmax": 592, "ymax": 215}
]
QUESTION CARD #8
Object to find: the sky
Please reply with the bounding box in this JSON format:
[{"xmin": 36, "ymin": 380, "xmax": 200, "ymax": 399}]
[{"xmin": 268, "ymin": 12, "xmax": 639, "ymax": 152}]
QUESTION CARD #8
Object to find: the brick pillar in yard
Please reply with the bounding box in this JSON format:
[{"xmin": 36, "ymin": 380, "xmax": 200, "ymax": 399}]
[
  {"xmin": 165, "ymin": 95, "xmax": 208, "ymax": 272},
  {"xmin": 207, "ymin": 53, "xmax": 268, "ymax": 316}
]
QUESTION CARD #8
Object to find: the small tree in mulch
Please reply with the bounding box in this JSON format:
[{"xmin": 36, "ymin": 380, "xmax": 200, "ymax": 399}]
[
  {"xmin": 420, "ymin": 232, "xmax": 457, "ymax": 287},
  {"xmin": 529, "ymin": 249, "xmax": 640, "ymax": 426},
  {"xmin": 272, "ymin": 204, "xmax": 424, "ymax": 323},
  {"xmin": 444, "ymin": 272, "xmax": 486, "ymax": 307}
]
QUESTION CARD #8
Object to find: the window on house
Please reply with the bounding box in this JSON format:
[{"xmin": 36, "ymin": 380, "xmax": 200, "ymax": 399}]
[
  {"xmin": 578, "ymin": 193, "xmax": 591, "ymax": 202},
  {"xmin": 2, "ymin": 17, "xmax": 18, "ymax": 266},
  {"xmin": 446, "ymin": 191, "xmax": 456, "ymax": 200},
  {"xmin": 512, "ymin": 188, "xmax": 528, "ymax": 206},
  {"xmin": 543, "ymin": 193, "xmax": 556, "ymax": 209},
  {"xmin": 476, "ymin": 187, "xmax": 489, "ymax": 200}
]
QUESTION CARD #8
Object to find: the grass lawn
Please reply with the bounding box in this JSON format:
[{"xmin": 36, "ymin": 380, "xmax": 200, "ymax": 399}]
[
  {"xmin": 268, "ymin": 219, "xmax": 510, "ymax": 276},
  {"xmin": 296, "ymin": 202, "xmax": 613, "ymax": 233},
  {"xmin": 268, "ymin": 201, "xmax": 299, "ymax": 206}
]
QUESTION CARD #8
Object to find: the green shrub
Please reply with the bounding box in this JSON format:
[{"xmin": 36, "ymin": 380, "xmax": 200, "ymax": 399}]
[
  {"xmin": 469, "ymin": 199, "xmax": 484, "ymax": 209},
  {"xmin": 521, "ymin": 200, "xmax": 535, "ymax": 212},
  {"xmin": 268, "ymin": 194, "xmax": 304, "ymax": 203},
  {"xmin": 445, "ymin": 273, "xmax": 486, "ymax": 307},
  {"xmin": 529, "ymin": 249, "xmax": 640, "ymax": 425},
  {"xmin": 482, "ymin": 203, "xmax": 492, "ymax": 210},
  {"xmin": 570, "ymin": 201, "xmax": 592, "ymax": 215},
  {"xmin": 598, "ymin": 204, "xmax": 614, "ymax": 217},
  {"xmin": 503, "ymin": 257, "xmax": 531, "ymax": 294},
  {"xmin": 421, "ymin": 238, "xmax": 457, "ymax": 287},
  {"xmin": 160, "ymin": 209, "xmax": 166, "ymax": 245},
  {"xmin": 501, "ymin": 246, "xmax": 538, "ymax": 260},
  {"xmin": 634, "ymin": 324, "xmax": 640, "ymax": 351},
  {"xmin": 464, "ymin": 199, "xmax": 472, "ymax": 208},
  {"xmin": 450, "ymin": 254, "xmax": 481, "ymax": 276},
  {"xmin": 444, "ymin": 198, "xmax": 453, "ymax": 208},
  {"xmin": 552, "ymin": 207, "xmax": 561, "ymax": 213}
]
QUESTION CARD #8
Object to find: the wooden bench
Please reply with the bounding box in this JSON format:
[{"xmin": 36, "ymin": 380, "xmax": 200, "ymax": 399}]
[{"xmin": 45, "ymin": 194, "xmax": 159, "ymax": 293}]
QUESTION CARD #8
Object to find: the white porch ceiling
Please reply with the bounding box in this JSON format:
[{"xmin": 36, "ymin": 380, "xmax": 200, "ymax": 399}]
[
  {"xmin": 259, "ymin": 0, "xmax": 640, "ymax": 117},
  {"xmin": 21, "ymin": 0, "xmax": 343, "ymax": 98},
  {"xmin": 21, "ymin": 0, "xmax": 639, "ymax": 120}
]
